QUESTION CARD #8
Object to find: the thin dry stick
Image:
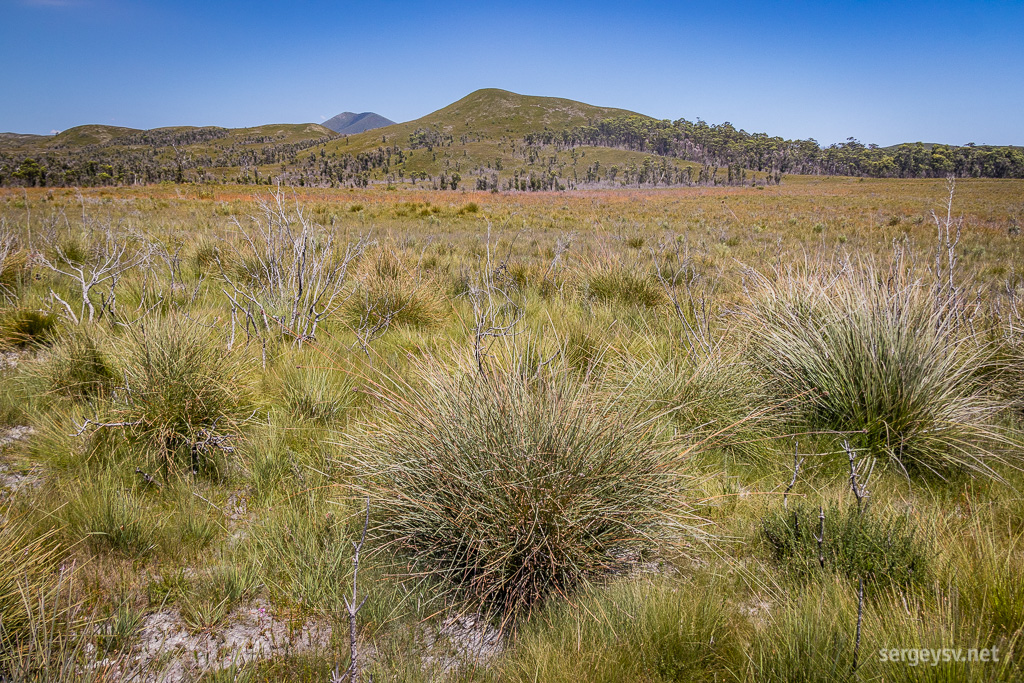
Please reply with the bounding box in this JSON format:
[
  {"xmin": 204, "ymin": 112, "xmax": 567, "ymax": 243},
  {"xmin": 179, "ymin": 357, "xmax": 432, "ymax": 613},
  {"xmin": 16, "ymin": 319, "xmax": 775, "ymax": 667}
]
[
  {"xmin": 844, "ymin": 440, "xmax": 869, "ymax": 515},
  {"xmin": 783, "ymin": 440, "xmax": 803, "ymax": 509},
  {"xmin": 853, "ymin": 577, "xmax": 864, "ymax": 674},
  {"xmin": 335, "ymin": 497, "xmax": 370, "ymax": 683},
  {"xmin": 814, "ymin": 505, "xmax": 825, "ymax": 569},
  {"xmin": 69, "ymin": 418, "xmax": 143, "ymax": 437}
]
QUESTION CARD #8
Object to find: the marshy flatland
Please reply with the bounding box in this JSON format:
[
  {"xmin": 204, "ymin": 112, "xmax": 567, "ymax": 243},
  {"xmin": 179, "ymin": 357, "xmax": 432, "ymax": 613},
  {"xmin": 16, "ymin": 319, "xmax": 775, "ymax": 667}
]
[{"xmin": 1, "ymin": 176, "xmax": 1023, "ymax": 681}]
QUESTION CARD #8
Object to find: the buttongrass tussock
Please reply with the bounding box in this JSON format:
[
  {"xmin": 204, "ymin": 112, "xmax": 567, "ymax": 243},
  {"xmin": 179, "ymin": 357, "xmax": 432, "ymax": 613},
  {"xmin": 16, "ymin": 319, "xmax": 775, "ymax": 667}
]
[
  {"xmin": 110, "ymin": 315, "xmax": 254, "ymax": 472},
  {"xmin": 743, "ymin": 263, "xmax": 1010, "ymax": 479},
  {"xmin": 344, "ymin": 353, "xmax": 705, "ymax": 617}
]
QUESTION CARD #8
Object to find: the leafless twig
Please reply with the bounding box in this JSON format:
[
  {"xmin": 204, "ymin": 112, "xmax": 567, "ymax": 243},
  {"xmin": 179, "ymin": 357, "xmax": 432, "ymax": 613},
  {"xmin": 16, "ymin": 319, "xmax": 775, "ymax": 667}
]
[
  {"xmin": 36, "ymin": 225, "xmax": 152, "ymax": 324},
  {"xmin": 334, "ymin": 497, "xmax": 371, "ymax": 683},
  {"xmin": 783, "ymin": 440, "xmax": 804, "ymax": 509},
  {"xmin": 468, "ymin": 223, "xmax": 524, "ymax": 373},
  {"xmin": 219, "ymin": 188, "xmax": 369, "ymax": 354},
  {"xmin": 69, "ymin": 418, "xmax": 144, "ymax": 437},
  {"xmin": 844, "ymin": 440, "xmax": 871, "ymax": 515}
]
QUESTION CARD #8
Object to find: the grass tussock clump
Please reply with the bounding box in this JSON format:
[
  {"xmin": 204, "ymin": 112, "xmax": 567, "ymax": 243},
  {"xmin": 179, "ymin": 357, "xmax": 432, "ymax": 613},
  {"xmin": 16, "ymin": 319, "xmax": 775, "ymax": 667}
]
[
  {"xmin": 114, "ymin": 317, "xmax": 252, "ymax": 470},
  {"xmin": 744, "ymin": 266, "xmax": 1002, "ymax": 477},
  {"xmin": 0, "ymin": 524, "xmax": 63, "ymax": 658},
  {"xmin": 761, "ymin": 502, "xmax": 930, "ymax": 587},
  {"xmin": 277, "ymin": 365, "xmax": 356, "ymax": 425},
  {"xmin": 63, "ymin": 473, "xmax": 160, "ymax": 556},
  {"xmin": 344, "ymin": 276, "xmax": 444, "ymax": 331},
  {"xmin": 499, "ymin": 577, "xmax": 741, "ymax": 683},
  {"xmin": 34, "ymin": 328, "xmax": 116, "ymax": 400},
  {"xmin": 0, "ymin": 533, "xmax": 89, "ymax": 682},
  {"xmin": 615, "ymin": 348, "xmax": 778, "ymax": 461},
  {"xmin": 743, "ymin": 580, "xmax": 860, "ymax": 683},
  {"xmin": 0, "ymin": 247, "xmax": 28, "ymax": 296},
  {"xmin": 0, "ymin": 309, "xmax": 58, "ymax": 348},
  {"xmin": 249, "ymin": 495, "xmax": 352, "ymax": 617},
  {"xmin": 346, "ymin": 251, "xmax": 444, "ymax": 331},
  {"xmin": 347, "ymin": 357, "xmax": 693, "ymax": 616},
  {"xmin": 581, "ymin": 262, "xmax": 665, "ymax": 308}
]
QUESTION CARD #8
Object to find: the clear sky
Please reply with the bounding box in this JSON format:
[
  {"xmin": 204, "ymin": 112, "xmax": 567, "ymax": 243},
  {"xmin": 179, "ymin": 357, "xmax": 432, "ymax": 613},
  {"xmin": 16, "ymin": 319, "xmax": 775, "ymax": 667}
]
[{"xmin": 2, "ymin": 0, "xmax": 1021, "ymax": 146}]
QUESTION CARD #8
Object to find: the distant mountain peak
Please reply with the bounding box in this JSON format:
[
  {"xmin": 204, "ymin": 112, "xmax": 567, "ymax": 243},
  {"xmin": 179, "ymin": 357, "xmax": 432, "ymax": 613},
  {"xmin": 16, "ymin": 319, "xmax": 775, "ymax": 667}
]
[{"xmin": 323, "ymin": 111, "xmax": 395, "ymax": 135}]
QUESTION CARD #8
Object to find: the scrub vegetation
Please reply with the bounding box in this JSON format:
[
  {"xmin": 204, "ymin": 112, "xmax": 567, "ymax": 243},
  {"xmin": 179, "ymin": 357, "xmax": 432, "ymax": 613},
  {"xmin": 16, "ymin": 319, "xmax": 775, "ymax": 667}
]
[{"xmin": 0, "ymin": 174, "xmax": 1023, "ymax": 681}]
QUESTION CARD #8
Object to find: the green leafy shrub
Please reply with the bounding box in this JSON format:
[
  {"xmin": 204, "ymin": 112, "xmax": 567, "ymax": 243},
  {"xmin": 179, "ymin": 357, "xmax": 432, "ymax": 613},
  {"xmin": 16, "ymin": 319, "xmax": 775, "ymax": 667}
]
[
  {"xmin": 761, "ymin": 502, "xmax": 930, "ymax": 586},
  {"xmin": 347, "ymin": 357, "xmax": 694, "ymax": 616}
]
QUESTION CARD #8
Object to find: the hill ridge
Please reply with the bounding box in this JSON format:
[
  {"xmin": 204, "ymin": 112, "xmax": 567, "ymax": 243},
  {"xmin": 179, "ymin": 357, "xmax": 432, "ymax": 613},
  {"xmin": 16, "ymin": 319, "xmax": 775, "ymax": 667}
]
[{"xmin": 323, "ymin": 112, "xmax": 395, "ymax": 135}]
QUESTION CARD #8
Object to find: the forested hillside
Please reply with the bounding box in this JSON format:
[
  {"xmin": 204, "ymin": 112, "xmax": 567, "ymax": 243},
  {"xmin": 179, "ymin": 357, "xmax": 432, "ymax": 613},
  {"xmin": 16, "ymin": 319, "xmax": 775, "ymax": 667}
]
[{"xmin": 2, "ymin": 89, "xmax": 1021, "ymax": 189}]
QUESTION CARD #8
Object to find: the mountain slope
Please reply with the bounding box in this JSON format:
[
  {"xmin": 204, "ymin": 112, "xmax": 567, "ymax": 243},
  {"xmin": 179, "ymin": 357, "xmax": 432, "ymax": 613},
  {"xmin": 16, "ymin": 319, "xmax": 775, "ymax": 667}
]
[
  {"xmin": 8, "ymin": 88, "xmax": 1016, "ymax": 188},
  {"xmin": 0, "ymin": 123, "xmax": 338, "ymax": 185},
  {"xmin": 328, "ymin": 88, "xmax": 644, "ymax": 156},
  {"xmin": 304, "ymin": 88, "xmax": 684, "ymax": 189},
  {"xmin": 323, "ymin": 112, "xmax": 395, "ymax": 135}
]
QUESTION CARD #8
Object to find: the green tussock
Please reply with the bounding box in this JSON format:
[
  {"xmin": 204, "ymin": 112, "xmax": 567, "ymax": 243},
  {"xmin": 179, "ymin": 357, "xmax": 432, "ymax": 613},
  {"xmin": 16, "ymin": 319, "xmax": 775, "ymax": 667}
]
[
  {"xmin": 346, "ymin": 355, "xmax": 697, "ymax": 617},
  {"xmin": 745, "ymin": 265, "xmax": 1007, "ymax": 478}
]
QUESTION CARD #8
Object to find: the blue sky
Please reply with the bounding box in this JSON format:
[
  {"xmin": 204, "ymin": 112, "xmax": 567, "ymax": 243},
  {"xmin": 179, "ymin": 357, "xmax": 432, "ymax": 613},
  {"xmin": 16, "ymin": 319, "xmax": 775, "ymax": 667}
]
[{"xmin": 1, "ymin": 0, "xmax": 1021, "ymax": 146}]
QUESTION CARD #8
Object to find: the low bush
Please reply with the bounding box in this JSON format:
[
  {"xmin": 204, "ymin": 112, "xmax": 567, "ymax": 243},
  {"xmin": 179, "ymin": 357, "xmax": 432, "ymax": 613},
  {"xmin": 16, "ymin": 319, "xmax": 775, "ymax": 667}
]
[{"xmin": 761, "ymin": 502, "xmax": 930, "ymax": 586}]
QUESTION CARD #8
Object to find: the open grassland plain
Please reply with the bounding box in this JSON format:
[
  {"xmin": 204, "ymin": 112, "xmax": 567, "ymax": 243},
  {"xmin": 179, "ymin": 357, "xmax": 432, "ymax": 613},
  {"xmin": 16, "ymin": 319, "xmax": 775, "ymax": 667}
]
[{"xmin": 0, "ymin": 177, "xmax": 1023, "ymax": 681}]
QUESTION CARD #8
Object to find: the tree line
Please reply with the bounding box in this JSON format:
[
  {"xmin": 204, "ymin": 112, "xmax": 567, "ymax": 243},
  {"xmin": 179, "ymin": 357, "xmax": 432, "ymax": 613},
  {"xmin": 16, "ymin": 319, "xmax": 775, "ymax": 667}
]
[
  {"xmin": 3, "ymin": 116, "xmax": 1021, "ymax": 189},
  {"xmin": 525, "ymin": 115, "xmax": 1024, "ymax": 178}
]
